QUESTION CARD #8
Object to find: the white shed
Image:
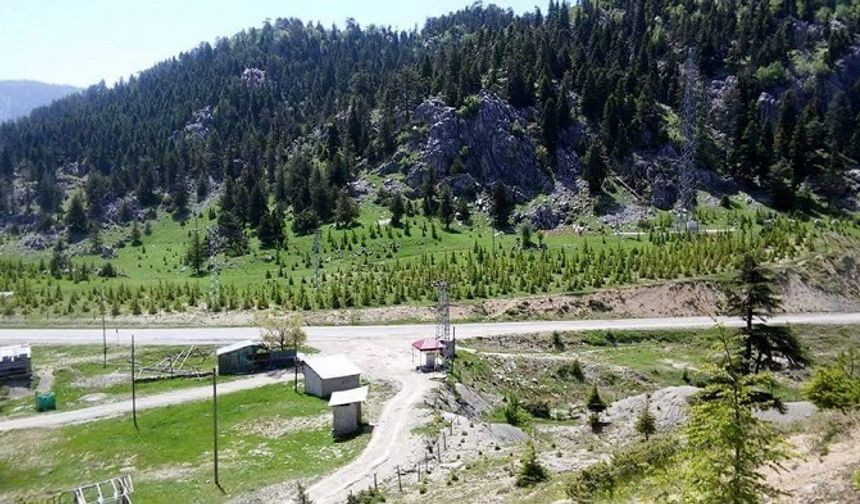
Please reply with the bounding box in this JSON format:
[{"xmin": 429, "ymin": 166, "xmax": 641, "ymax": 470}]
[
  {"xmin": 328, "ymin": 386, "xmax": 368, "ymax": 437},
  {"xmin": 302, "ymin": 354, "xmax": 361, "ymax": 398}
]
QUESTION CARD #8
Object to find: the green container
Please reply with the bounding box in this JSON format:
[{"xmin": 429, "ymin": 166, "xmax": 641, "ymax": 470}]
[{"xmin": 35, "ymin": 392, "xmax": 56, "ymax": 412}]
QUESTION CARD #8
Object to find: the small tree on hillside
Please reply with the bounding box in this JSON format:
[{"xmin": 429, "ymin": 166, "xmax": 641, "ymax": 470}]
[
  {"xmin": 516, "ymin": 440, "xmax": 548, "ymax": 487},
  {"xmin": 65, "ymin": 192, "xmax": 89, "ymax": 236},
  {"xmin": 488, "ymin": 181, "xmax": 513, "ymax": 228},
  {"xmin": 438, "ymin": 186, "xmax": 454, "ymax": 230},
  {"xmin": 635, "ymin": 396, "xmax": 657, "ymax": 441},
  {"xmin": 586, "ymin": 385, "xmax": 607, "ymax": 432},
  {"xmin": 679, "ymin": 329, "xmax": 793, "ymax": 503},
  {"xmin": 185, "ymin": 227, "xmax": 208, "ymax": 276},
  {"xmin": 389, "ymin": 193, "xmax": 405, "ymax": 227},
  {"xmin": 334, "ymin": 189, "xmax": 359, "ymax": 229},
  {"xmin": 729, "ymin": 253, "xmax": 808, "ymax": 373}
]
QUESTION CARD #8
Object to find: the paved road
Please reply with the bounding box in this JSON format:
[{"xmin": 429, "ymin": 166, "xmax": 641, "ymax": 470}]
[
  {"xmin": 0, "ymin": 372, "xmax": 287, "ymax": 432},
  {"xmin": 1, "ymin": 312, "xmax": 858, "ymax": 347}
]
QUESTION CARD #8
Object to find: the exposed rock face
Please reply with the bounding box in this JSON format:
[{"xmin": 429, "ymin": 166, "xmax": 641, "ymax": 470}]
[{"xmin": 405, "ymin": 91, "xmax": 574, "ymax": 201}]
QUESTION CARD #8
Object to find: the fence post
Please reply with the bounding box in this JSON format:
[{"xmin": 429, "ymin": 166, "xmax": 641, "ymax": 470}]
[
  {"xmin": 373, "ymin": 473, "xmax": 377, "ymax": 491},
  {"xmin": 397, "ymin": 465, "xmax": 402, "ymax": 492}
]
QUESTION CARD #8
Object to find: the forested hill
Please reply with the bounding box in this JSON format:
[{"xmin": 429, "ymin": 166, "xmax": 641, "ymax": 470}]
[
  {"xmin": 1, "ymin": 0, "xmax": 859, "ymax": 239},
  {"xmin": 0, "ymin": 80, "xmax": 80, "ymax": 123}
]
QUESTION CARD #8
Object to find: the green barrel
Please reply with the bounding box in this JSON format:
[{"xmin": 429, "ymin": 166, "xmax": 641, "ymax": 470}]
[{"xmin": 35, "ymin": 392, "xmax": 56, "ymax": 412}]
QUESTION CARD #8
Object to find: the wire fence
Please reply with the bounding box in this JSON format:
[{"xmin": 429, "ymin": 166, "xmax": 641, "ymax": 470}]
[{"xmin": 346, "ymin": 408, "xmax": 464, "ymax": 498}]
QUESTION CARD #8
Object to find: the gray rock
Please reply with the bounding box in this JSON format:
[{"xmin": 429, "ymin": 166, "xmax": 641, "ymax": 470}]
[
  {"xmin": 411, "ymin": 91, "xmax": 554, "ymax": 200},
  {"xmin": 651, "ymin": 174, "xmax": 677, "ymax": 210}
]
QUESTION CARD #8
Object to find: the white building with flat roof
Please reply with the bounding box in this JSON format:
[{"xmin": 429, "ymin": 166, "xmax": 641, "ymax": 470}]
[
  {"xmin": 328, "ymin": 386, "xmax": 368, "ymax": 437},
  {"xmin": 302, "ymin": 354, "xmax": 361, "ymax": 398}
]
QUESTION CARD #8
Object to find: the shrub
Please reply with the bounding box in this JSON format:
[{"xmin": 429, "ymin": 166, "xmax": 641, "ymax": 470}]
[
  {"xmin": 523, "ymin": 400, "xmax": 551, "ymax": 419},
  {"xmin": 635, "ymin": 398, "xmax": 657, "ymax": 440},
  {"xmin": 805, "ymin": 352, "xmax": 860, "ymax": 413},
  {"xmin": 503, "ymin": 395, "xmax": 530, "ymax": 427},
  {"xmin": 566, "ymin": 437, "xmax": 678, "ymax": 500},
  {"xmin": 457, "ymin": 94, "xmax": 481, "ymax": 118},
  {"xmin": 516, "ymin": 441, "xmax": 548, "ymax": 487},
  {"xmin": 556, "ymin": 360, "xmax": 585, "ymax": 382},
  {"xmin": 346, "ymin": 487, "xmax": 386, "ymax": 504}
]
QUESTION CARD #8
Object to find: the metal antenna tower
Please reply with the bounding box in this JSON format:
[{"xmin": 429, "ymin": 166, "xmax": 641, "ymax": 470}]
[
  {"xmin": 678, "ymin": 48, "xmax": 700, "ymax": 214},
  {"xmin": 434, "ymin": 280, "xmax": 451, "ymax": 342},
  {"xmin": 312, "ymin": 228, "xmax": 321, "ymax": 290}
]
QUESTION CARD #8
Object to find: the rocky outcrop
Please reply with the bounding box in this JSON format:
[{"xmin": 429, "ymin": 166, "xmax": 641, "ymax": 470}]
[{"xmin": 401, "ymin": 91, "xmax": 577, "ymax": 201}]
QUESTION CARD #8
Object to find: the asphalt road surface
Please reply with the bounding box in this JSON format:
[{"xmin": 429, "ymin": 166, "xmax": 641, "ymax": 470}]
[{"xmin": 1, "ymin": 312, "xmax": 859, "ymax": 347}]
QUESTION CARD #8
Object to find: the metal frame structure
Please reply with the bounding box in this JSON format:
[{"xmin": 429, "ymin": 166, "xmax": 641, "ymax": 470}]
[
  {"xmin": 678, "ymin": 48, "xmax": 700, "ymax": 215},
  {"xmin": 49, "ymin": 475, "xmax": 134, "ymax": 504}
]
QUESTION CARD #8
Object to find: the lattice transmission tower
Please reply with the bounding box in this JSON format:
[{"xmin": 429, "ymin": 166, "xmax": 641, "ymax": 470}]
[
  {"xmin": 678, "ymin": 48, "xmax": 700, "ymax": 214},
  {"xmin": 434, "ymin": 280, "xmax": 451, "ymax": 342}
]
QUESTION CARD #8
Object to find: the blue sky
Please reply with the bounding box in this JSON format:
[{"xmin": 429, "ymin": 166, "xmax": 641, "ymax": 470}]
[{"xmin": 1, "ymin": 0, "xmax": 541, "ymax": 88}]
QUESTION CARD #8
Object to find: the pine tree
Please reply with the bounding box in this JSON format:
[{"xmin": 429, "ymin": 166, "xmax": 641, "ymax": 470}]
[
  {"xmin": 680, "ymin": 331, "xmax": 793, "ymax": 503},
  {"xmin": 583, "ymin": 143, "xmax": 607, "ymax": 194},
  {"xmin": 65, "ymin": 192, "xmax": 89, "ymax": 236},
  {"xmin": 488, "ymin": 181, "xmax": 513, "ymax": 228},
  {"xmin": 635, "ymin": 396, "xmax": 657, "ymax": 440},
  {"xmin": 186, "ymin": 227, "xmax": 208, "ymax": 276},
  {"xmin": 516, "ymin": 440, "xmax": 549, "ymax": 487},
  {"xmin": 729, "ymin": 253, "xmax": 808, "ymax": 373},
  {"xmin": 389, "ymin": 193, "xmax": 405, "ymax": 227},
  {"xmin": 334, "ymin": 189, "xmax": 359, "ymax": 229},
  {"xmin": 438, "ymin": 186, "xmax": 454, "ymax": 230}
]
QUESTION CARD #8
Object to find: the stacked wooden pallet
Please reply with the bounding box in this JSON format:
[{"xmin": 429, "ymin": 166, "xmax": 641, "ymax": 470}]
[{"xmin": 0, "ymin": 343, "xmax": 31, "ymax": 381}]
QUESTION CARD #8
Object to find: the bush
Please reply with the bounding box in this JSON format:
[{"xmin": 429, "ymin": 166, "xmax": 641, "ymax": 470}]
[
  {"xmin": 346, "ymin": 487, "xmax": 386, "ymax": 504},
  {"xmin": 566, "ymin": 437, "xmax": 678, "ymax": 500},
  {"xmin": 516, "ymin": 441, "xmax": 548, "ymax": 487},
  {"xmin": 457, "ymin": 94, "xmax": 480, "ymax": 118},
  {"xmin": 523, "ymin": 400, "xmax": 551, "ymax": 419},
  {"xmin": 503, "ymin": 395, "xmax": 530, "ymax": 427},
  {"xmin": 556, "ymin": 360, "xmax": 585, "ymax": 382},
  {"xmin": 805, "ymin": 352, "xmax": 860, "ymax": 413}
]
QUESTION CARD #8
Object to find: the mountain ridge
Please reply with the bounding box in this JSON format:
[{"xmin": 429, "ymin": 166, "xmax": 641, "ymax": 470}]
[
  {"xmin": 0, "ymin": 80, "xmax": 80, "ymax": 124},
  {"xmin": 0, "ymin": 0, "xmax": 858, "ymax": 237}
]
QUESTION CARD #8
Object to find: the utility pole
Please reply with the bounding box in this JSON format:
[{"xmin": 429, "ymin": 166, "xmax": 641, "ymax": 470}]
[
  {"xmin": 212, "ymin": 367, "xmax": 221, "ymax": 490},
  {"xmin": 312, "ymin": 228, "xmax": 321, "ymax": 290},
  {"xmin": 131, "ymin": 333, "xmax": 138, "ymax": 430},
  {"xmin": 100, "ymin": 289, "xmax": 107, "ymax": 369},
  {"xmin": 294, "ymin": 336, "xmax": 300, "ymax": 394}
]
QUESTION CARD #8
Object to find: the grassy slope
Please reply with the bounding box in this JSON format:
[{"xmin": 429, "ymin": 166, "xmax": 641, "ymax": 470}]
[
  {"xmin": 456, "ymin": 324, "xmax": 860, "ymax": 420},
  {"xmin": 0, "ymin": 384, "xmax": 367, "ymax": 503},
  {"xmin": 0, "ymin": 345, "xmax": 234, "ymax": 418},
  {"xmin": 0, "ymin": 191, "xmax": 857, "ymax": 325}
]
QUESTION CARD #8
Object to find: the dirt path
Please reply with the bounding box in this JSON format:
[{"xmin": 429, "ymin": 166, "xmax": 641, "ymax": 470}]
[
  {"xmin": 0, "ymin": 371, "xmax": 288, "ymax": 432},
  {"xmin": 307, "ymin": 373, "xmax": 437, "ymax": 503},
  {"xmin": 766, "ymin": 421, "xmax": 860, "ymax": 502}
]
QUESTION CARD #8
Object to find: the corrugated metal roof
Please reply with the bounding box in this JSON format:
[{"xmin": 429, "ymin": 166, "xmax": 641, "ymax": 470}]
[
  {"xmin": 328, "ymin": 386, "xmax": 368, "ymax": 406},
  {"xmin": 303, "ymin": 354, "xmax": 362, "ymax": 380},
  {"xmin": 0, "ymin": 344, "xmax": 30, "ymax": 360},
  {"xmin": 216, "ymin": 340, "xmax": 261, "ymax": 356}
]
